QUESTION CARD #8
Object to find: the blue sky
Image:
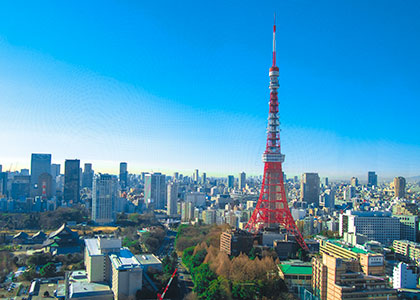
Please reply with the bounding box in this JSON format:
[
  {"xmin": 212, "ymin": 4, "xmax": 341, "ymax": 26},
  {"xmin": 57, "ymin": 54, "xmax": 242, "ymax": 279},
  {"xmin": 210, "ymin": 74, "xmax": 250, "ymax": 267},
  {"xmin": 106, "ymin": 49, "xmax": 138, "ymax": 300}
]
[{"xmin": 0, "ymin": 0, "xmax": 419, "ymax": 180}]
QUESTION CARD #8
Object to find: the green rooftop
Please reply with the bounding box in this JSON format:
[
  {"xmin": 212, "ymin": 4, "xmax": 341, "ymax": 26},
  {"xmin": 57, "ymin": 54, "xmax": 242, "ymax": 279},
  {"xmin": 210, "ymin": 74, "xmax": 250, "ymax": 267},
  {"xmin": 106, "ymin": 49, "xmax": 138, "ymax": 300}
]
[
  {"xmin": 328, "ymin": 240, "xmax": 371, "ymax": 254},
  {"xmin": 279, "ymin": 264, "xmax": 312, "ymax": 275}
]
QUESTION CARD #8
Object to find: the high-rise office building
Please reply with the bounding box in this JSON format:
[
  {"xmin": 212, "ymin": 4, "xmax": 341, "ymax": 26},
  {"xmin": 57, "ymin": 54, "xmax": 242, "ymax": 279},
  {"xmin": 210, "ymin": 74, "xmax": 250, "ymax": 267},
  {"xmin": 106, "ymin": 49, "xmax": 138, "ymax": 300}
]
[
  {"xmin": 185, "ymin": 192, "xmax": 206, "ymax": 207},
  {"xmin": 394, "ymin": 215, "xmax": 418, "ymax": 242},
  {"xmin": 227, "ymin": 175, "xmax": 234, "ymax": 188},
  {"xmin": 144, "ymin": 173, "xmax": 166, "ymax": 209},
  {"xmin": 38, "ymin": 172, "xmax": 53, "ymax": 199},
  {"xmin": 167, "ymin": 182, "xmax": 178, "ymax": 217},
  {"xmin": 11, "ymin": 175, "xmax": 30, "ymax": 200},
  {"xmin": 0, "ymin": 172, "xmax": 7, "ymax": 198},
  {"xmin": 64, "ymin": 159, "xmax": 80, "ymax": 203},
  {"xmin": 350, "ymin": 177, "xmax": 359, "ymax": 187},
  {"xmin": 344, "ymin": 186, "xmax": 356, "ymax": 201},
  {"xmin": 119, "ymin": 162, "xmax": 128, "ymax": 190},
  {"xmin": 30, "ymin": 153, "xmax": 51, "ymax": 196},
  {"xmin": 51, "ymin": 164, "xmax": 61, "ymax": 178},
  {"xmin": 173, "ymin": 172, "xmax": 179, "ymax": 180},
  {"xmin": 323, "ymin": 189, "xmax": 335, "ymax": 209},
  {"xmin": 324, "ymin": 177, "xmax": 329, "ymax": 187},
  {"xmin": 394, "ymin": 177, "xmax": 406, "ymax": 199},
  {"xmin": 300, "ymin": 173, "xmax": 320, "ymax": 206},
  {"xmin": 82, "ymin": 163, "xmax": 94, "ymax": 189},
  {"xmin": 239, "ymin": 172, "xmax": 246, "ymax": 190},
  {"xmin": 193, "ymin": 169, "xmax": 199, "ymax": 183},
  {"xmin": 92, "ymin": 174, "xmax": 118, "ymax": 224},
  {"xmin": 201, "ymin": 172, "xmax": 206, "ymax": 184},
  {"xmin": 339, "ymin": 211, "xmax": 400, "ymax": 246},
  {"xmin": 368, "ymin": 171, "xmax": 377, "ymax": 187}
]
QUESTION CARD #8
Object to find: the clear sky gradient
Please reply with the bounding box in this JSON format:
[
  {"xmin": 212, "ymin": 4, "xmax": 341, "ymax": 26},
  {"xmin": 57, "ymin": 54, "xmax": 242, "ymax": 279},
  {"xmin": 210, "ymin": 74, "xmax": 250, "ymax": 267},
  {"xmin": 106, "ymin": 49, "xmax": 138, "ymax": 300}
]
[{"xmin": 0, "ymin": 1, "xmax": 419, "ymax": 180}]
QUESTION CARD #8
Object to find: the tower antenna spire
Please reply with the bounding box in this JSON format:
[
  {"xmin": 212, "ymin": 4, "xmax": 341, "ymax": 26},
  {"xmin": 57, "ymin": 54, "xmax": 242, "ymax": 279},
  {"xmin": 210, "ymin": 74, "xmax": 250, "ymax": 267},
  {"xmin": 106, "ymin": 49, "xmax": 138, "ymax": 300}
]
[{"xmin": 272, "ymin": 13, "xmax": 276, "ymax": 67}]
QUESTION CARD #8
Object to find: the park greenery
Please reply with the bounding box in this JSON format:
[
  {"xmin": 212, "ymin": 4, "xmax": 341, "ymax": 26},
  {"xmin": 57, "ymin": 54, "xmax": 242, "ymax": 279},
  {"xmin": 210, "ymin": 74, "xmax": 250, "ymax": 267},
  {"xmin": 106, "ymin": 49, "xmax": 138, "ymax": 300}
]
[
  {"xmin": 0, "ymin": 206, "xmax": 88, "ymax": 230},
  {"xmin": 175, "ymin": 223, "xmax": 229, "ymax": 253},
  {"xmin": 177, "ymin": 224, "xmax": 292, "ymax": 300}
]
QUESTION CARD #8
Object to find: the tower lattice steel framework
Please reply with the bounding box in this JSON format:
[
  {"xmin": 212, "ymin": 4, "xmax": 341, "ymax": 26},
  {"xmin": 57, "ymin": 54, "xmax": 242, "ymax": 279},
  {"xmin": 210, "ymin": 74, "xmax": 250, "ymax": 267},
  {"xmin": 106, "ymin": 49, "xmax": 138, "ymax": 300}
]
[{"xmin": 245, "ymin": 19, "xmax": 308, "ymax": 251}]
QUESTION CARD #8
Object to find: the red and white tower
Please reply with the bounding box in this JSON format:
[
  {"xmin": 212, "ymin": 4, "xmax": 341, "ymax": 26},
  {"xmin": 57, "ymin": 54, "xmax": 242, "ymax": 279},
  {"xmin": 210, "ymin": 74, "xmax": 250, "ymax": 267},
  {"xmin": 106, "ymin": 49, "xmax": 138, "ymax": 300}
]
[{"xmin": 245, "ymin": 18, "xmax": 308, "ymax": 251}]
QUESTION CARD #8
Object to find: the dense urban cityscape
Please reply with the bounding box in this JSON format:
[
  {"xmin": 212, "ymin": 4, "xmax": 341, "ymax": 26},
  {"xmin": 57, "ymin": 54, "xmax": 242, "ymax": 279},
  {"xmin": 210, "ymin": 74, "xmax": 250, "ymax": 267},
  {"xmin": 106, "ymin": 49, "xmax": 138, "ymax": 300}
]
[
  {"xmin": 2, "ymin": 1, "xmax": 420, "ymax": 300},
  {"xmin": 1, "ymin": 153, "xmax": 420, "ymax": 300}
]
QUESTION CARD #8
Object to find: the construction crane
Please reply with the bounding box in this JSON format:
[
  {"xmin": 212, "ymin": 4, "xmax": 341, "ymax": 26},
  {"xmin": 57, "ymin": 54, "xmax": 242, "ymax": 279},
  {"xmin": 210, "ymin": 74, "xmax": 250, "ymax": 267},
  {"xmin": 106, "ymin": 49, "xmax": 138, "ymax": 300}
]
[{"xmin": 157, "ymin": 268, "xmax": 178, "ymax": 300}]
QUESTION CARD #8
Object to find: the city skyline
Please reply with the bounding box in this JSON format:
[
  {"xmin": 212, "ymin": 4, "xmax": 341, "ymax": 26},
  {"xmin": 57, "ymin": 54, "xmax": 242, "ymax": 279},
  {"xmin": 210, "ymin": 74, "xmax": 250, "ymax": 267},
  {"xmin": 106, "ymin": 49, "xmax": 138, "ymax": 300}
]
[{"xmin": 1, "ymin": 1, "xmax": 420, "ymax": 178}]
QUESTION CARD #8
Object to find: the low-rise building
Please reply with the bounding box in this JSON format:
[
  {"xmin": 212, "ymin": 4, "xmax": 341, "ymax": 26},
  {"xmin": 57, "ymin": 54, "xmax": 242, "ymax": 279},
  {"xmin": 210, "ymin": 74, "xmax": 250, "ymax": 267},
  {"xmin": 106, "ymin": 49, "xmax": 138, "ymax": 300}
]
[
  {"xmin": 278, "ymin": 260, "xmax": 312, "ymax": 293},
  {"xmin": 319, "ymin": 239, "xmax": 385, "ymax": 276},
  {"xmin": 43, "ymin": 223, "xmax": 81, "ymax": 255},
  {"xmin": 393, "ymin": 240, "xmax": 420, "ymax": 266},
  {"xmin": 135, "ymin": 254, "xmax": 162, "ymax": 272}
]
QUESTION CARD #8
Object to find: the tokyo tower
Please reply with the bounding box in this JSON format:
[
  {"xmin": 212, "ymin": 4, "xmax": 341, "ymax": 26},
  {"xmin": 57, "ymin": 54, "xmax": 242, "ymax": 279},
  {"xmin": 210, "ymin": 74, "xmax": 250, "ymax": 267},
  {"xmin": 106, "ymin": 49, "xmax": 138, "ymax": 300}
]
[{"xmin": 245, "ymin": 18, "xmax": 308, "ymax": 251}]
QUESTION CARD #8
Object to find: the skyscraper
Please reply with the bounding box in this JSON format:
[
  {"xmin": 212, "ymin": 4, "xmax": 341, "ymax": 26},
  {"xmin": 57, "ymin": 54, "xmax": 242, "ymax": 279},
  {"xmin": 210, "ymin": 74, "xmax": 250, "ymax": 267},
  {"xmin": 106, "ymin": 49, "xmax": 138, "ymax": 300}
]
[
  {"xmin": 119, "ymin": 162, "xmax": 128, "ymax": 190},
  {"xmin": 193, "ymin": 169, "xmax": 199, "ymax": 183},
  {"xmin": 350, "ymin": 177, "xmax": 359, "ymax": 187},
  {"xmin": 11, "ymin": 175, "xmax": 30, "ymax": 200},
  {"xmin": 64, "ymin": 159, "xmax": 80, "ymax": 203},
  {"xmin": 394, "ymin": 177, "xmax": 406, "ymax": 199},
  {"xmin": 0, "ymin": 172, "xmax": 7, "ymax": 198},
  {"xmin": 51, "ymin": 164, "xmax": 61, "ymax": 178},
  {"xmin": 92, "ymin": 174, "xmax": 118, "ymax": 224},
  {"xmin": 368, "ymin": 171, "xmax": 378, "ymax": 187},
  {"xmin": 227, "ymin": 175, "xmax": 234, "ymax": 188},
  {"xmin": 239, "ymin": 172, "xmax": 246, "ymax": 190},
  {"xmin": 82, "ymin": 163, "xmax": 94, "ymax": 189},
  {"xmin": 30, "ymin": 153, "xmax": 51, "ymax": 196},
  {"xmin": 144, "ymin": 173, "xmax": 166, "ymax": 209},
  {"xmin": 167, "ymin": 182, "xmax": 178, "ymax": 217},
  {"xmin": 301, "ymin": 173, "xmax": 320, "ymax": 206},
  {"xmin": 201, "ymin": 172, "xmax": 207, "ymax": 184}
]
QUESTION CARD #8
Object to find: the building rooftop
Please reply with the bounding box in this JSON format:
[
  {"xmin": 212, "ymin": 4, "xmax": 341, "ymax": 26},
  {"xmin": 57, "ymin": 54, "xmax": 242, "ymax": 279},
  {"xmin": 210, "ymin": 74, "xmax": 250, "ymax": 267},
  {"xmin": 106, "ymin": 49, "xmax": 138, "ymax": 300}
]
[
  {"xmin": 279, "ymin": 263, "xmax": 312, "ymax": 276},
  {"xmin": 85, "ymin": 237, "xmax": 123, "ymax": 257},
  {"xmin": 56, "ymin": 281, "xmax": 113, "ymax": 298},
  {"xmin": 109, "ymin": 248, "xmax": 141, "ymax": 270},
  {"xmin": 71, "ymin": 270, "xmax": 87, "ymax": 280},
  {"xmin": 328, "ymin": 240, "xmax": 371, "ymax": 254},
  {"xmin": 135, "ymin": 254, "xmax": 162, "ymax": 266},
  {"xmin": 85, "ymin": 238, "xmax": 101, "ymax": 256}
]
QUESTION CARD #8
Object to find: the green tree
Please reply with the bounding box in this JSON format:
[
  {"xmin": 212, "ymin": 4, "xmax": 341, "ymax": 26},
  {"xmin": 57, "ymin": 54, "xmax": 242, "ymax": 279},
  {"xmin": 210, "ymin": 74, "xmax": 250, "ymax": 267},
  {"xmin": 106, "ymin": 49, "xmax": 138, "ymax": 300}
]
[
  {"xmin": 202, "ymin": 277, "xmax": 229, "ymax": 300},
  {"xmin": 232, "ymin": 281, "xmax": 257, "ymax": 300},
  {"xmin": 193, "ymin": 263, "xmax": 216, "ymax": 296},
  {"xmin": 191, "ymin": 249, "xmax": 207, "ymax": 269},
  {"xmin": 39, "ymin": 262, "xmax": 56, "ymax": 278}
]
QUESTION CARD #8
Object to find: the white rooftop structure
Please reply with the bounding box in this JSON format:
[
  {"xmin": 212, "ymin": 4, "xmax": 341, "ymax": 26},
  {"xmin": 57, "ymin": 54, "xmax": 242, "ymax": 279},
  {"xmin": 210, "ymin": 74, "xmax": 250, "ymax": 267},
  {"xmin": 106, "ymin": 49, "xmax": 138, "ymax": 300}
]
[{"xmin": 109, "ymin": 248, "xmax": 141, "ymax": 271}]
